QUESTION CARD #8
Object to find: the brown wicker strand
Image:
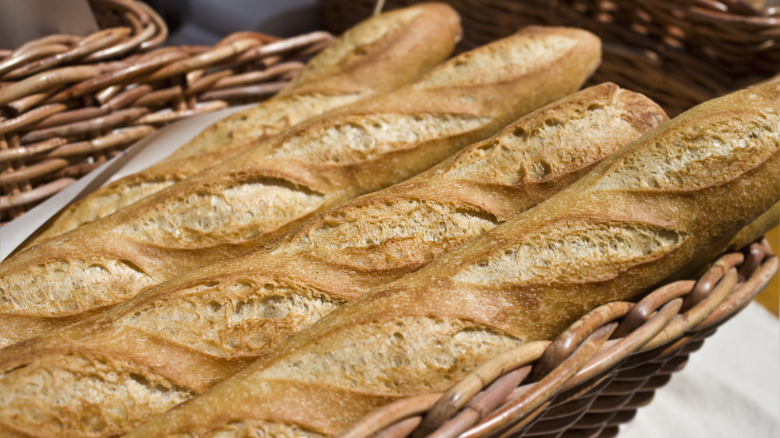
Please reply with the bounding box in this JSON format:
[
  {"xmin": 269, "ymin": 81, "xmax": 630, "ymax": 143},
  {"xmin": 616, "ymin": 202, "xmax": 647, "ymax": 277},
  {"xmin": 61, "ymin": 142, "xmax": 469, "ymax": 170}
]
[
  {"xmin": 0, "ymin": 1, "xmax": 334, "ymax": 224},
  {"xmin": 341, "ymin": 242, "xmax": 778, "ymax": 438},
  {"xmin": 340, "ymin": 394, "xmax": 443, "ymax": 438},
  {"xmin": 417, "ymin": 342, "xmax": 551, "ymax": 436},
  {"xmin": 454, "ymin": 325, "xmax": 615, "ymax": 438}
]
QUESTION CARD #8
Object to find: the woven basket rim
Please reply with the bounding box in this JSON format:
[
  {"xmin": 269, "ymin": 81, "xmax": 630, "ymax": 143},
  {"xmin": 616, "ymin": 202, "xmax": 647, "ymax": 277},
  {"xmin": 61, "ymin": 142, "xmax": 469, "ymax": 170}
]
[{"xmin": 342, "ymin": 238, "xmax": 778, "ymax": 438}]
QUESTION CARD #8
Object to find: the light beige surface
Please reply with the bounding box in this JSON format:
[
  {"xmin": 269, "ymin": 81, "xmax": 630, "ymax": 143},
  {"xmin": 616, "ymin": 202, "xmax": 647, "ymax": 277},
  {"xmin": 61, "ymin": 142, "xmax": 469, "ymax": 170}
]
[
  {"xmin": 622, "ymin": 301, "xmax": 779, "ymax": 437},
  {"xmin": 127, "ymin": 80, "xmax": 780, "ymax": 438},
  {"xmin": 0, "ymin": 83, "xmax": 668, "ymax": 437},
  {"xmin": 0, "ymin": 26, "xmax": 602, "ymax": 348}
]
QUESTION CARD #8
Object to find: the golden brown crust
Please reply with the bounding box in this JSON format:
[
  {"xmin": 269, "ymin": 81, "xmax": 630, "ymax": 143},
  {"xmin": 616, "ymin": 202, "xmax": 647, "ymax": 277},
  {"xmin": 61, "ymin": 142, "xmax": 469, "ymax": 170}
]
[
  {"xmin": 726, "ymin": 200, "xmax": 779, "ymax": 250},
  {"xmin": 0, "ymin": 82, "xmax": 669, "ymax": 438},
  {"xmin": 126, "ymin": 81, "xmax": 779, "ymax": 438},
  {"xmin": 26, "ymin": 2, "xmax": 463, "ymax": 246},
  {"xmin": 0, "ymin": 26, "xmax": 602, "ymax": 348}
]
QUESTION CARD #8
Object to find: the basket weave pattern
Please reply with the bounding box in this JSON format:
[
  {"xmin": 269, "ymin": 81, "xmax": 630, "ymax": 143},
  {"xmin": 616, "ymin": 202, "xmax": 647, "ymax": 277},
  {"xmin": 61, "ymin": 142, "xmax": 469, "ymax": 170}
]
[
  {"xmin": 320, "ymin": 0, "xmax": 780, "ymax": 117},
  {"xmin": 342, "ymin": 239, "xmax": 778, "ymax": 437},
  {"xmin": 0, "ymin": 0, "xmax": 333, "ymax": 224}
]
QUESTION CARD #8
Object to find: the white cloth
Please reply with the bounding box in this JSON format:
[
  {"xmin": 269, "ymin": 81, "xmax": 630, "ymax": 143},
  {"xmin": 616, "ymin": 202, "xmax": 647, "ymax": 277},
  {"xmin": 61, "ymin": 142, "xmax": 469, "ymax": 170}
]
[{"xmin": 622, "ymin": 302, "xmax": 780, "ymax": 437}]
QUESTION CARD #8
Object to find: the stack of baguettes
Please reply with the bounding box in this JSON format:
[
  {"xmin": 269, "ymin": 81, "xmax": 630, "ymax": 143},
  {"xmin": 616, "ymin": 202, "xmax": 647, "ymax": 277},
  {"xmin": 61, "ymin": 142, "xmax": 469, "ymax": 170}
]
[
  {"xmin": 0, "ymin": 82, "xmax": 669, "ymax": 436},
  {"xmin": 0, "ymin": 13, "xmax": 602, "ymax": 345},
  {"xmin": 123, "ymin": 78, "xmax": 778, "ymax": 438},
  {"xmin": 23, "ymin": 2, "xmax": 465, "ymax": 246},
  {"xmin": 0, "ymin": 3, "xmax": 778, "ymax": 438}
]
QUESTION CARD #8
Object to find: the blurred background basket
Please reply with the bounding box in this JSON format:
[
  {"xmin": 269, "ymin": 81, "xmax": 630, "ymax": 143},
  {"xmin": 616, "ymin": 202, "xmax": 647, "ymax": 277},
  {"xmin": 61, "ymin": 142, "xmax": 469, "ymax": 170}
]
[
  {"xmin": 320, "ymin": 0, "xmax": 780, "ymax": 118},
  {"xmin": 0, "ymin": 0, "xmax": 333, "ymax": 224}
]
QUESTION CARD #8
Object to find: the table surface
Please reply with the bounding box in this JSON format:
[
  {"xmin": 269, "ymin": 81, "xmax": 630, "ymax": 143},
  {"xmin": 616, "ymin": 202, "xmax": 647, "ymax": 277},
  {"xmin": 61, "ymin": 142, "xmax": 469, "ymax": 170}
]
[{"xmin": 622, "ymin": 301, "xmax": 779, "ymax": 438}]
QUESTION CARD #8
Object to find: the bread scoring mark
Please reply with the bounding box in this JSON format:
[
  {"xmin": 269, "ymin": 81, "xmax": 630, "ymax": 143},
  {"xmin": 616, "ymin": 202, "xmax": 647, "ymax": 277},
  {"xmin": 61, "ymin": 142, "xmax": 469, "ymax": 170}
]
[
  {"xmin": 301, "ymin": 199, "xmax": 498, "ymax": 270},
  {"xmin": 201, "ymin": 420, "xmax": 327, "ymax": 438},
  {"xmin": 412, "ymin": 33, "xmax": 577, "ymax": 89},
  {"xmin": 120, "ymin": 177, "xmax": 324, "ymax": 247},
  {"xmin": 445, "ymin": 86, "xmax": 667, "ymax": 187},
  {"xmin": 107, "ymin": 179, "xmax": 180, "ymax": 208},
  {"xmin": 200, "ymin": 93, "xmax": 362, "ymax": 153},
  {"xmin": 0, "ymin": 353, "xmax": 193, "ymax": 437},
  {"xmin": 262, "ymin": 316, "xmax": 521, "ymax": 396},
  {"xmin": 596, "ymin": 114, "xmax": 780, "ymax": 191},
  {"xmin": 453, "ymin": 221, "xmax": 687, "ymax": 286},
  {"xmin": 120, "ymin": 280, "xmax": 344, "ymax": 358},
  {"xmin": 227, "ymin": 92, "xmax": 363, "ymax": 149},
  {"xmin": 271, "ymin": 113, "xmax": 490, "ymax": 164},
  {"xmin": 446, "ymin": 104, "xmax": 622, "ymax": 184},
  {"xmin": 66, "ymin": 179, "xmax": 180, "ymax": 229},
  {"xmin": 0, "ymin": 259, "xmax": 154, "ymax": 316}
]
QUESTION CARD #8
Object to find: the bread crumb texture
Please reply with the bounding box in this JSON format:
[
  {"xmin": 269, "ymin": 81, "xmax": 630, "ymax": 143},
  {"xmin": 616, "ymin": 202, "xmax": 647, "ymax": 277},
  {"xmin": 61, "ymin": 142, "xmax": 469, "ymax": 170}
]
[
  {"xmin": 229, "ymin": 93, "xmax": 362, "ymax": 145},
  {"xmin": 446, "ymin": 94, "xmax": 635, "ymax": 184},
  {"xmin": 413, "ymin": 32, "xmax": 576, "ymax": 89},
  {"xmin": 76, "ymin": 179, "xmax": 180, "ymax": 225},
  {"xmin": 119, "ymin": 280, "xmax": 343, "ymax": 358},
  {"xmin": 172, "ymin": 92, "xmax": 364, "ymax": 160},
  {"xmin": 300, "ymin": 199, "xmax": 498, "ymax": 270},
  {"xmin": 596, "ymin": 112, "xmax": 779, "ymax": 191},
  {"xmin": 179, "ymin": 420, "xmax": 326, "ymax": 438},
  {"xmin": 262, "ymin": 316, "xmax": 521, "ymax": 395},
  {"xmin": 0, "ymin": 353, "xmax": 193, "ymax": 437},
  {"xmin": 454, "ymin": 221, "xmax": 687, "ymax": 285},
  {"xmin": 0, "ymin": 259, "xmax": 154, "ymax": 316},
  {"xmin": 118, "ymin": 178, "xmax": 324, "ymax": 247},
  {"xmin": 271, "ymin": 114, "xmax": 491, "ymax": 164}
]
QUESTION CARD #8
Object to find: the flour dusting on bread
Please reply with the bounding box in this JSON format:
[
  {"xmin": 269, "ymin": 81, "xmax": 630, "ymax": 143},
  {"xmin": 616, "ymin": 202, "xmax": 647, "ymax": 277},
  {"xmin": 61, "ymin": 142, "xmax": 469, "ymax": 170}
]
[
  {"xmin": 262, "ymin": 316, "xmax": 521, "ymax": 395},
  {"xmin": 454, "ymin": 221, "xmax": 688, "ymax": 285},
  {"xmin": 120, "ymin": 179, "xmax": 325, "ymax": 247},
  {"xmin": 0, "ymin": 353, "xmax": 192, "ymax": 437},
  {"xmin": 121, "ymin": 280, "xmax": 343, "ymax": 357},
  {"xmin": 0, "ymin": 259, "xmax": 154, "ymax": 315}
]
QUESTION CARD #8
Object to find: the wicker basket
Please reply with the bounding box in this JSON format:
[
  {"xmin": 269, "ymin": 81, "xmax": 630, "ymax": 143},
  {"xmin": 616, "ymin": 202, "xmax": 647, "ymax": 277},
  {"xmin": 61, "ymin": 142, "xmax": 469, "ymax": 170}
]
[
  {"xmin": 341, "ymin": 239, "xmax": 778, "ymax": 438},
  {"xmin": 316, "ymin": 4, "xmax": 780, "ymax": 434},
  {"xmin": 320, "ymin": 0, "xmax": 780, "ymax": 118},
  {"xmin": 0, "ymin": 0, "xmax": 333, "ymax": 224},
  {"xmin": 2, "ymin": 2, "xmax": 777, "ymax": 435}
]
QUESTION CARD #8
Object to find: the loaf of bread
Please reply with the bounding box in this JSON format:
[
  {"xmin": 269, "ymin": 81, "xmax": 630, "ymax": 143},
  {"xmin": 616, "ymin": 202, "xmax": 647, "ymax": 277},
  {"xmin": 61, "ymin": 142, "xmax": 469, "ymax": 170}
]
[
  {"xmin": 0, "ymin": 83, "xmax": 667, "ymax": 438},
  {"xmin": 125, "ymin": 81, "xmax": 780, "ymax": 438},
  {"xmin": 726, "ymin": 200, "xmax": 779, "ymax": 251},
  {"xmin": 667, "ymin": 198, "xmax": 780, "ymax": 281},
  {"xmin": 0, "ymin": 26, "xmax": 602, "ymax": 347},
  {"xmin": 26, "ymin": 3, "xmax": 462, "ymax": 246}
]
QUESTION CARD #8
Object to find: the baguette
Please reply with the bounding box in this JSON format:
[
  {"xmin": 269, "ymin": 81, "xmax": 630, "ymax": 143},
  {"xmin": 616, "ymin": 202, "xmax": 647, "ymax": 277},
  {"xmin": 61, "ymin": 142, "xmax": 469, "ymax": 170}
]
[
  {"xmin": 26, "ymin": 2, "xmax": 463, "ymax": 246},
  {"xmin": 0, "ymin": 83, "xmax": 667, "ymax": 438},
  {"xmin": 667, "ymin": 199, "xmax": 780, "ymax": 281},
  {"xmin": 126, "ymin": 81, "xmax": 780, "ymax": 438},
  {"xmin": 726, "ymin": 200, "xmax": 778, "ymax": 251},
  {"xmin": 0, "ymin": 26, "xmax": 602, "ymax": 347}
]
